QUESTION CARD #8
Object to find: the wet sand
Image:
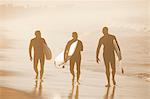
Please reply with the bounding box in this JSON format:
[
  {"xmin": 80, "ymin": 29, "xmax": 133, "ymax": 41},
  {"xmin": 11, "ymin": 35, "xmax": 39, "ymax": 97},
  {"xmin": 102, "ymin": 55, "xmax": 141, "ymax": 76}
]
[
  {"xmin": 0, "ymin": 70, "xmax": 40, "ymax": 99},
  {"xmin": 0, "ymin": 1, "xmax": 150, "ymax": 99},
  {"xmin": 0, "ymin": 70, "xmax": 16, "ymax": 76},
  {"xmin": 0, "ymin": 87, "xmax": 40, "ymax": 99},
  {"xmin": 0, "ymin": 67, "xmax": 150, "ymax": 99}
]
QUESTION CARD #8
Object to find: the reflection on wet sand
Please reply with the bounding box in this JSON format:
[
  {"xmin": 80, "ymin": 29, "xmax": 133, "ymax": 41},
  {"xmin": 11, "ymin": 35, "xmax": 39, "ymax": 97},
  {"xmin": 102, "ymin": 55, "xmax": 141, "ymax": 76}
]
[
  {"xmin": 0, "ymin": 71, "xmax": 42, "ymax": 99},
  {"xmin": 32, "ymin": 80, "xmax": 43, "ymax": 97},
  {"xmin": 103, "ymin": 86, "xmax": 116, "ymax": 99},
  {"xmin": 68, "ymin": 84, "xmax": 79, "ymax": 99}
]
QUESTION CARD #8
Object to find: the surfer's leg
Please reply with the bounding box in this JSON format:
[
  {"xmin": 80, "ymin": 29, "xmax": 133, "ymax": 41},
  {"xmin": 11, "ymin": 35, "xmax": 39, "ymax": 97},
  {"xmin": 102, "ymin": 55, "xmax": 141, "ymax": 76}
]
[
  {"xmin": 110, "ymin": 57, "xmax": 116, "ymax": 85},
  {"xmin": 76, "ymin": 59, "xmax": 81, "ymax": 83},
  {"xmin": 70, "ymin": 59, "xmax": 75, "ymax": 82},
  {"xmin": 104, "ymin": 56, "xmax": 110, "ymax": 87},
  {"xmin": 34, "ymin": 57, "xmax": 38, "ymax": 79},
  {"xmin": 40, "ymin": 56, "xmax": 45, "ymax": 80}
]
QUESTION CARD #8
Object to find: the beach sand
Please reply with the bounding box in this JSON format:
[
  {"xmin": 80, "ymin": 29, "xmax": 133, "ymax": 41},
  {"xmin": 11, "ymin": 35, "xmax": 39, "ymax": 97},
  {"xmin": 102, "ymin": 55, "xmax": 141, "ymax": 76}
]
[
  {"xmin": 0, "ymin": 67, "xmax": 150, "ymax": 99},
  {"xmin": 0, "ymin": 1, "xmax": 150, "ymax": 99},
  {"xmin": 0, "ymin": 70, "xmax": 16, "ymax": 76},
  {"xmin": 0, "ymin": 87, "xmax": 41, "ymax": 99}
]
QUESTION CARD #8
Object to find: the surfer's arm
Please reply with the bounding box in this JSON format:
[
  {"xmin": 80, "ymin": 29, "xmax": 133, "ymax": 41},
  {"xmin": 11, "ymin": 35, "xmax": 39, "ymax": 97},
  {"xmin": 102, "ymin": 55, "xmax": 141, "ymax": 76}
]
[
  {"xmin": 114, "ymin": 37, "xmax": 121, "ymax": 51},
  {"xmin": 96, "ymin": 39, "xmax": 102, "ymax": 63},
  {"xmin": 29, "ymin": 40, "xmax": 33, "ymax": 60},
  {"xmin": 42, "ymin": 38, "xmax": 47, "ymax": 45},
  {"xmin": 80, "ymin": 41, "xmax": 83, "ymax": 51},
  {"xmin": 114, "ymin": 36, "xmax": 122, "ymax": 60}
]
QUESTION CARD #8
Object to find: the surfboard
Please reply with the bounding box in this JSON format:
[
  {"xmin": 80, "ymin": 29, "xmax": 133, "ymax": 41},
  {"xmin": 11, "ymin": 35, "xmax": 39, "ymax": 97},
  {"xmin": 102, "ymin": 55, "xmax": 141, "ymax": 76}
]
[
  {"xmin": 54, "ymin": 40, "xmax": 78, "ymax": 67},
  {"xmin": 43, "ymin": 43, "xmax": 52, "ymax": 60}
]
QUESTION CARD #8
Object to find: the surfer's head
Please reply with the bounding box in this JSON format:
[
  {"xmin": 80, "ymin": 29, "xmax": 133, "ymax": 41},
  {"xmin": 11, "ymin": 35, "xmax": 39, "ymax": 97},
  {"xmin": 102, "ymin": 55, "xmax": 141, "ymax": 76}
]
[
  {"xmin": 72, "ymin": 32, "xmax": 78, "ymax": 40},
  {"xmin": 35, "ymin": 30, "xmax": 41, "ymax": 38},
  {"xmin": 102, "ymin": 27, "xmax": 108, "ymax": 35}
]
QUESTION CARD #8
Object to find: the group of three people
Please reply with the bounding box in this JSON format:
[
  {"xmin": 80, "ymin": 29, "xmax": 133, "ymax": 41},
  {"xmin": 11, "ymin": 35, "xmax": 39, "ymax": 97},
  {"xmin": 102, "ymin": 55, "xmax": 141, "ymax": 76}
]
[{"xmin": 29, "ymin": 27, "xmax": 122, "ymax": 87}]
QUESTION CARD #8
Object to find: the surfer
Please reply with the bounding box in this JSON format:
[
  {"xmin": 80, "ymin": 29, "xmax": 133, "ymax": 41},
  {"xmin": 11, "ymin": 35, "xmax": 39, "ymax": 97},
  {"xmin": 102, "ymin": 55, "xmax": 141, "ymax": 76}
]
[
  {"xmin": 29, "ymin": 30, "xmax": 47, "ymax": 80},
  {"xmin": 64, "ymin": 32, "xmax": 83, "ymax": 84},
  {"xmin": 96, "ymin": 27, "xmax": 122, "ymax": 87}
]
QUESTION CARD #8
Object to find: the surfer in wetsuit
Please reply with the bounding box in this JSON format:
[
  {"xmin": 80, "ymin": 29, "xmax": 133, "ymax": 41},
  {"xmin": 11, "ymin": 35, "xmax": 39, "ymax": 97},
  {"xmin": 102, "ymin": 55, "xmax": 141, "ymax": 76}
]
[
  {"xmin": 96, "ymin": 27, "xmax": 122, "ymax": 87},
  {"xmin": 29, "ymin": 31, "xmax": 47, "ymax": 80},
  {"xmin": 64, "ymin": 32, "xmax": 83, "ymax": 84}
]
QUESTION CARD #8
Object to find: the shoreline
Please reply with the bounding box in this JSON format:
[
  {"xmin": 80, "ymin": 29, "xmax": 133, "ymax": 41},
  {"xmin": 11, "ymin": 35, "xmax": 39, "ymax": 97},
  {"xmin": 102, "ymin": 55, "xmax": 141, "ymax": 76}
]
[
  {"xmin": 81, "ymin": 65, "xmax": 150, "ymax": 83},
  {"xmin": 0, "ymin": 68, "xmax": 150, "ymax": 99},
  {"xmin": 1, "ymin": 65, "xmax": 150, "ymax": 83}
]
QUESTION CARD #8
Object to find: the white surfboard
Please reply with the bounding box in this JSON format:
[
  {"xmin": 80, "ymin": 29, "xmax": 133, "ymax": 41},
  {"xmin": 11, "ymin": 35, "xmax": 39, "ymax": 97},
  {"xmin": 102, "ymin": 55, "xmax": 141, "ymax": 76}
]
[
  {"xmin": 43, "ymin": 44, "xmax": 52, "ymax": 60},
  {"xmin": 54, "ymin": 40, "xmax": 78, "ymax": 67}
]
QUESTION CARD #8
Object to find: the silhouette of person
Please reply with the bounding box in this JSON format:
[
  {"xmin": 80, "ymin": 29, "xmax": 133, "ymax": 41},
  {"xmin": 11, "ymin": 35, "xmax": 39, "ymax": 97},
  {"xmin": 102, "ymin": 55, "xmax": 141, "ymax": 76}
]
[
  {"xmin": 68, "ymin": 84, "xmax": 79, "ymax": 99},
  {"xmin": 29, "ymin": 31, "xmax": 47, "ymax": 80},
  {"xmin": 64, "ymin": 32, "xmax": 83, "ymax": 84},
  {"xmin": 96, "ymin": 27, "xmax": 122, "ymax": 87},
  {"xmin": 103, "ymin": 86, "xmax": 116, "ymax": 99}
]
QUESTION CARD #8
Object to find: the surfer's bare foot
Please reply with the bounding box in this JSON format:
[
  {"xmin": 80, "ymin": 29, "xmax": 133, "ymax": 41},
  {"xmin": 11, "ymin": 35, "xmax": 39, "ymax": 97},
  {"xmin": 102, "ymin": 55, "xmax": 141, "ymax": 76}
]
[
  {"xmin": 40, "ymin": 79, "xmax": 44, "ymax": 82},
  {"xmin": 72, "ymin": 79, "xmax": 74, "ymax": 83},
  {"xmin": 105, "ymin": 84, "xmax": 110, "ymax": 87},
  {"xmin": 74, "ymin": 82, "xmax": 80, "ymax": 86},
  {"xmin": 72, "ymin": 80, "xmax": 74, "ymax": 85},
  {"xmin": 72, "ymin": 77, "xmax": 75, "ymax": 85},
  {"xmin": 40, "ymin": 76, "xmax": 43, "ymax": 80},
  {"xmin": 77, "ymin": 82, "xmax": 80, "ymax": 85},
  {"xmin": 35, "ymin": 74, "xmax": 38, "ymax": 79},
  {"xmin": 72, "ymin": 82, "xmax": 74, "ymax": 86},
  {"xmin": 72, "ymin": 76, "xmax": 75, "ymax": 81},
  {"xmin": 77, "ymin": 80, "xmax": 80, "ymax": 85},
  {"xmin": 112, "ymin": 79, "xmax": 116, "ymax": 85}
]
